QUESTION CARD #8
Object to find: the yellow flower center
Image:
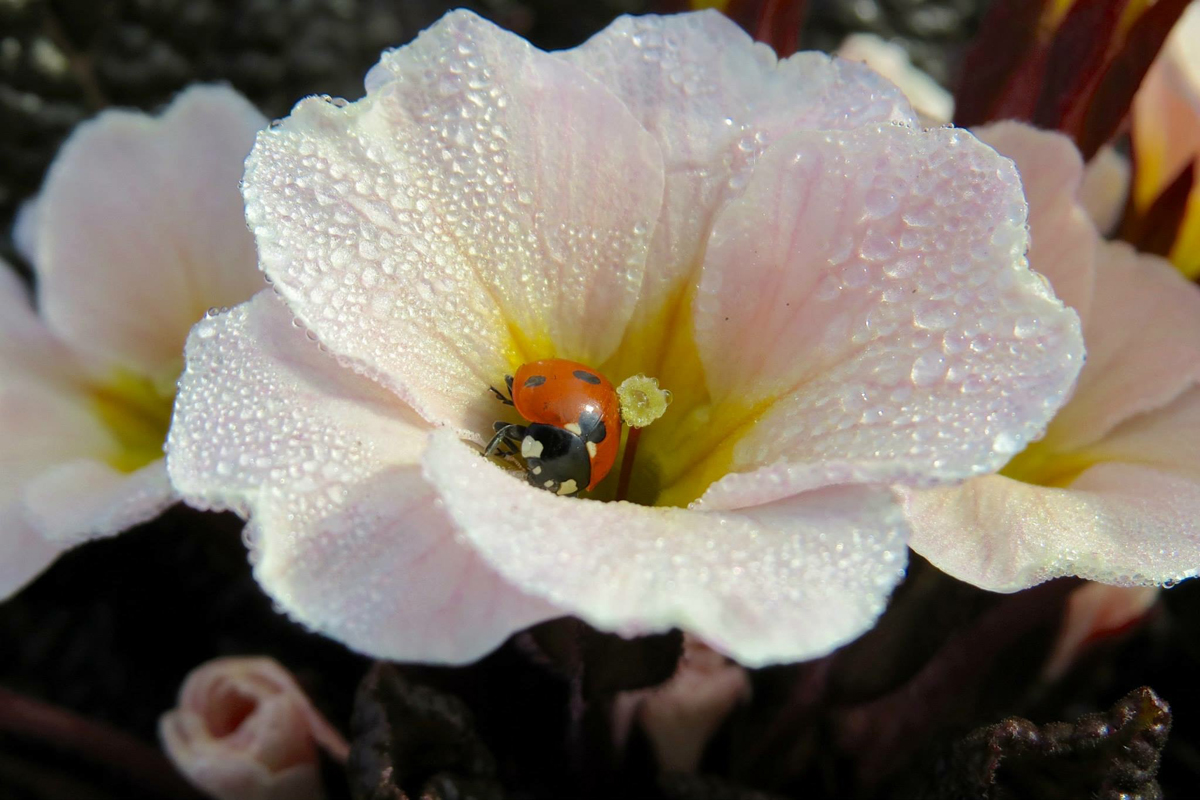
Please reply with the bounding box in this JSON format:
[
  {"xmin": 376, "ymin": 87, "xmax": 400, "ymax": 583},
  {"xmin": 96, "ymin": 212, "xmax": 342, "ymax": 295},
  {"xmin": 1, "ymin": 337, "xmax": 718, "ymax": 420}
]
[
  {"xmin": 88, "ymin": 370, "xmax": 176, "ymax": 473},
  {"xmin": 503, "ymin": 286, "xmax": 769, "ymax": 508}
]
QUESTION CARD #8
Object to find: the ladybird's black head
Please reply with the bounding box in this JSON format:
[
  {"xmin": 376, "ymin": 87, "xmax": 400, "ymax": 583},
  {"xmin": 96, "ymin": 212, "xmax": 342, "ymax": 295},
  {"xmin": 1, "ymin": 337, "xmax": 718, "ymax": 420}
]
[{"xmin": 520, "ymin": 423, "xmax": 591, "ymax": 496}]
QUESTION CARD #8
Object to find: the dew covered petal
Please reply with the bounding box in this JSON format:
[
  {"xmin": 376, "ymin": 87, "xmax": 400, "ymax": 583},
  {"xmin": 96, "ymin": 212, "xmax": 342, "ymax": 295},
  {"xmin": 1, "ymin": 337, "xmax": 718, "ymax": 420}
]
[
  {"xmin": 905, "ymin": 458, "xmax": 1200, "ymax": 592},
  {"xmin": 562, "ymin": 11, "xmax": 916, "ymax": 369},
  {"xmin": 909, "ymin": 367, "xmax": 1200, "ymax": 592},
  {"xmin": 689, "ymin": 125, "xmax": 1082, "ymax": 493},
  {"xmin": 974, "ymin": 122, "xmax": 1097, "ymax": 322},
  {"xmin": 245, "ymin": 10, "xmax": 664, "ymax": 435},
  {"xmin": 31, "ymin": 85, "xmax": 266, "ymax": 382},
  {"xmin": 423, "ymin": 430, "xmax": 908, "ymax": 667},
  {"xmin": 168, "ymin": 293, "xmax": 556, "ymax": 663}
]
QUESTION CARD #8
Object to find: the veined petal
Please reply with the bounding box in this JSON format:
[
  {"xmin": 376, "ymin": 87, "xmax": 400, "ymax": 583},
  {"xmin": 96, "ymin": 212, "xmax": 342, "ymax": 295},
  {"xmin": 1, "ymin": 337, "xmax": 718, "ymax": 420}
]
[
  {"xmin": 974, "ymin": 123, "xmax": 1097, "ymax": 321},
  {"xmin": 31, "ymin": 85, "xmax": 266, "ymax": 383},
  {"xmin": 167, "ymin": 292, "xmax": 556, "ymax": 663},
  {"xmin": 245, "ymin": 10, "xmax": 664, "ymax": 435},
  {"xmin": 423, "ymin": 430, "xmax": 907, "ymax": 667},
  {"xmin": 562, "ymin": 12, "xmax": 916, "ymax": 375},
  {"xmin": 681, "ymin": 126, "xmax": 1081, "ymax": 498},
  {"xmin": 1047, "ymin": 242, "xmax": 1200, "ymax": 452}
]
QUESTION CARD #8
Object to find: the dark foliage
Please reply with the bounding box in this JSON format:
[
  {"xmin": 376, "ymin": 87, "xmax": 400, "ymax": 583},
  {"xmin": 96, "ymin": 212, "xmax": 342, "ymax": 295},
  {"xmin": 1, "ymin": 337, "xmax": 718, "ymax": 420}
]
[
  {"xmin": 917, "ymin": 686, "xmax": 1171, "ymax": 800},
  {"xmin": 952, "ymin": 0, "xmax": 1191, "ymax": 158},
  {"xmin": 349, "ymin": 664, "xmax": 507, "ymax": 800}
]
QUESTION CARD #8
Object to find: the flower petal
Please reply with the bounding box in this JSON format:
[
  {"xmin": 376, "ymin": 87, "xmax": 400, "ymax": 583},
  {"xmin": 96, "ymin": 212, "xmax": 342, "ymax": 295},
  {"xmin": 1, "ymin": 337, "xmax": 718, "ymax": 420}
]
[
  {"xmin": 0, "ymin": 381, "xmax": 113, "ymax": 501},
  {"xmin": 22, "ymin": 460, "xmax": 174, "ymax": 546},
  {"xmin": 909, "ymin": 382, "xmax": 1200, "ymax": 591},
  {"xmin": 32, "ymin": 85, "xmax": 266, "ymax": 381},
  {"xmin": 1047, "ymin": 242, "xmax": 1200, "ymax": 451},
  {"xmin": 1131, "ymin": 2, "xmax": 1200, "ymax": 213},
  {"xmin": 245, "ymin": 10, "xmax": 664, "ymax": 433},
  {"xmin": 168, "ymin": 292, "xmax": 556, "ymax": 662},
  {"xmin": 0, "ymin": 510, "xmax": 61, "ymax": 598},
  {"xmin": 1079, "ymin": 146, "xmax": 1130, "ymax": 236},
  {"xmin": 562, "ymin": 12, "xmax": 916, "ymax": 370},
  {"xmin": 836, "ymin": 32, "xmax": 954, "ymax": 124},
  {"xmin": 0, "ymin": 381, "xmax": 133, "ymax": 597},
  {"xmin": 691, "ymin": 125, "xmax": 1082, "ymax": 491},
  {"xmin": 904, "ymin": 461, "xmax": 1200, "ymax": 592},
  {"xmin": 423, "ymin": 429, "xmax": 908, "ymax": 667},
  {"xmin": 0, "ymin": 262, "xmax": 81, "ymax": 386},
  {"xmin": 974, "ymin": 122, "xmax": 1097, "ymax": 321}
]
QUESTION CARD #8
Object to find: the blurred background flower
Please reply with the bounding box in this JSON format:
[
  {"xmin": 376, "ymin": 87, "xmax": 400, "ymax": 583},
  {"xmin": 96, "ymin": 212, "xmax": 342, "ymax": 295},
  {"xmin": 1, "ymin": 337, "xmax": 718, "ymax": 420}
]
[{"xmin": 0, "ymin": 85, "xmax": 264, "ymax": 598}]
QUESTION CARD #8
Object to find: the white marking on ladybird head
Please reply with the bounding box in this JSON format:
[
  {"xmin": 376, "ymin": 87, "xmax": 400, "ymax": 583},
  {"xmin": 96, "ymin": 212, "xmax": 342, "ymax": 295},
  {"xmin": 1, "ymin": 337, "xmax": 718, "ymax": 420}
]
[
  {"xmin": 564, "ymin": 422, "xmax": 582, "ymax": 436},
  {"xmin": 557, "ymin": 479, "xmax": 579, "ymax": 495},
  {"xmin": 522, "ymin": 436, "xmax": 544, "ymax": 458},
  {"xmin": 544, "ymin": 479, "xmax": 556, "ymax": 488},
  {"xmin": 532, "ymin": 465, "xmax": 542, "ymax": 475},
  {"xmin": 586, "ymin": 441, "xmax": 598, "ymax": 458}
]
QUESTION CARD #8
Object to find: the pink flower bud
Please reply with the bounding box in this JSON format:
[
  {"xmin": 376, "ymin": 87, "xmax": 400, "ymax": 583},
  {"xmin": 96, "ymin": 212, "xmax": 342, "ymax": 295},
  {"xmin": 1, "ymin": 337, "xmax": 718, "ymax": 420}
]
[{"xmin": 159, "ymin": 657, "xmax": 348, "ymax": 800}]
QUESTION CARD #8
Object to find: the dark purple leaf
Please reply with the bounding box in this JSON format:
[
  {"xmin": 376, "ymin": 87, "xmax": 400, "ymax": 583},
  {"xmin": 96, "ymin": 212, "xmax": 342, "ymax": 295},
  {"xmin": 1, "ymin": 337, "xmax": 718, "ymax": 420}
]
[
  {"xmin": 1074, "ymin": 0, "xmax": 1193, "ymax": 157},
  {"xmin": 1032, "ymin": 0, "xmax": 1124, "ymax": 130},
  {"xmin": 1120, "ymin": 160, "xmax": 1196, "ymax": 257},
  {"xmin": 952, "ymin": 0, "xmax": 1049, "ymax": 126}
]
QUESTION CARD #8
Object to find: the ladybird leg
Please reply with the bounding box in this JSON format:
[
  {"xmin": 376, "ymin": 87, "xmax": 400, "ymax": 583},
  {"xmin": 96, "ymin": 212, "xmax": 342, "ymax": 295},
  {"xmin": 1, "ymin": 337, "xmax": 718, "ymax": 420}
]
[
  {"xmin": 488, "ymin": 385, "xmax": 514, "ymax": 406},
  {"xmin": 484, "ymin": 424, "xmax": 526, "ymax": 457}
]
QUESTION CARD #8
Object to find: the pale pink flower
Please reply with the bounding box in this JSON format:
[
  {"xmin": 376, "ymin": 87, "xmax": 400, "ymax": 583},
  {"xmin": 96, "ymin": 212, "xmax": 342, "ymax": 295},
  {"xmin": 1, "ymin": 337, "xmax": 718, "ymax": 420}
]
[
  {"xmin": 904, "ymin": 122, "xmax": 1200, "ymax": 591},
  {"xmin": 836, "ymin": 33, "xmax": 954, "ymax": 125},
  {"xmin": 160, "ymin": 656, "xmax": 349, "ymax": 800},
  {"xmin": 0, "ymin": 86, "xmax": 265, "ymax": 598},
  {"xmin": 167, "ymin": 11, "xmax": 1082, "ymax": 666}
]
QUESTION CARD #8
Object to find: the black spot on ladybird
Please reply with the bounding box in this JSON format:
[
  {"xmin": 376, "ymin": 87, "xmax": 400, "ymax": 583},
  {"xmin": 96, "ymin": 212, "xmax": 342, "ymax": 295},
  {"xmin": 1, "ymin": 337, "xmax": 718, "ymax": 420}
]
[
  {"xmin": 524, "ymin": 375, "xmax": 546, "ymax": 388},
  {"xmin": 573, "ymin": 370, "xmax": 601, "ymax": 385}
]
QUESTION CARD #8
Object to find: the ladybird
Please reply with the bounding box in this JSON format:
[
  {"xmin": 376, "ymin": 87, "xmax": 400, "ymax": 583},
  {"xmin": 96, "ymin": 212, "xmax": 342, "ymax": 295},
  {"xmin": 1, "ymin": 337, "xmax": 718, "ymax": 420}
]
[{"xmin": 484, "ymin": 359, "xmax": 621, "ymax": 495}]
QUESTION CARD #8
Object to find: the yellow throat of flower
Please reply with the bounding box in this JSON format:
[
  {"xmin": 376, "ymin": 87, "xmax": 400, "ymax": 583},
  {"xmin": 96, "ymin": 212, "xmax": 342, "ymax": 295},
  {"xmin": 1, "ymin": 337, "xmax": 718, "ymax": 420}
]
[
  {"xmin": 999, "ymin": 436, "xmax": 1097, "ymax": 489},
  {"xmin": 89, "ymin": 369, "xmax": 176, "ymax": 473}
]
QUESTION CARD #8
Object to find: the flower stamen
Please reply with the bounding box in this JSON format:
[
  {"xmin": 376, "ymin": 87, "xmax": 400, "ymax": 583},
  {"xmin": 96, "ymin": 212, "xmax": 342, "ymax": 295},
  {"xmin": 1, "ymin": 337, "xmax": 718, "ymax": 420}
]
[{"xmin": 616, "ymin": 374, "xmax": 671, "ymax": 502}]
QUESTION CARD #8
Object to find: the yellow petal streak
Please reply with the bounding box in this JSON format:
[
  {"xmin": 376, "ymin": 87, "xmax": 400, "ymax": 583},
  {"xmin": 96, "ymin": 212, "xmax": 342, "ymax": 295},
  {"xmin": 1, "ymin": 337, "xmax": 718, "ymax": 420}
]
[
  {"xmin": 589, "ymin": 291, "xmax": 766, "ymax": 507},
  {"xmin": 1169, "ymin": 194, "xmax": 1200, "ymax": 278},
  {"xmin": 89, "ymin": 370, "xmax": 175, "ymax": 473},
  {"xmin": 1000, "ymin": 437, "xmax": 1097, "ymax": 488}
]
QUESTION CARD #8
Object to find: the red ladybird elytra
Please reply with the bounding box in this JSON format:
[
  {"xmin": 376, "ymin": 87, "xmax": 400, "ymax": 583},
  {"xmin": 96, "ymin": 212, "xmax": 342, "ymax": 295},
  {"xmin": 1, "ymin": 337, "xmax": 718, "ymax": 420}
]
[{"xmin": 484, "ymin": 359, "xmax": 621, "ymax": 495}]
